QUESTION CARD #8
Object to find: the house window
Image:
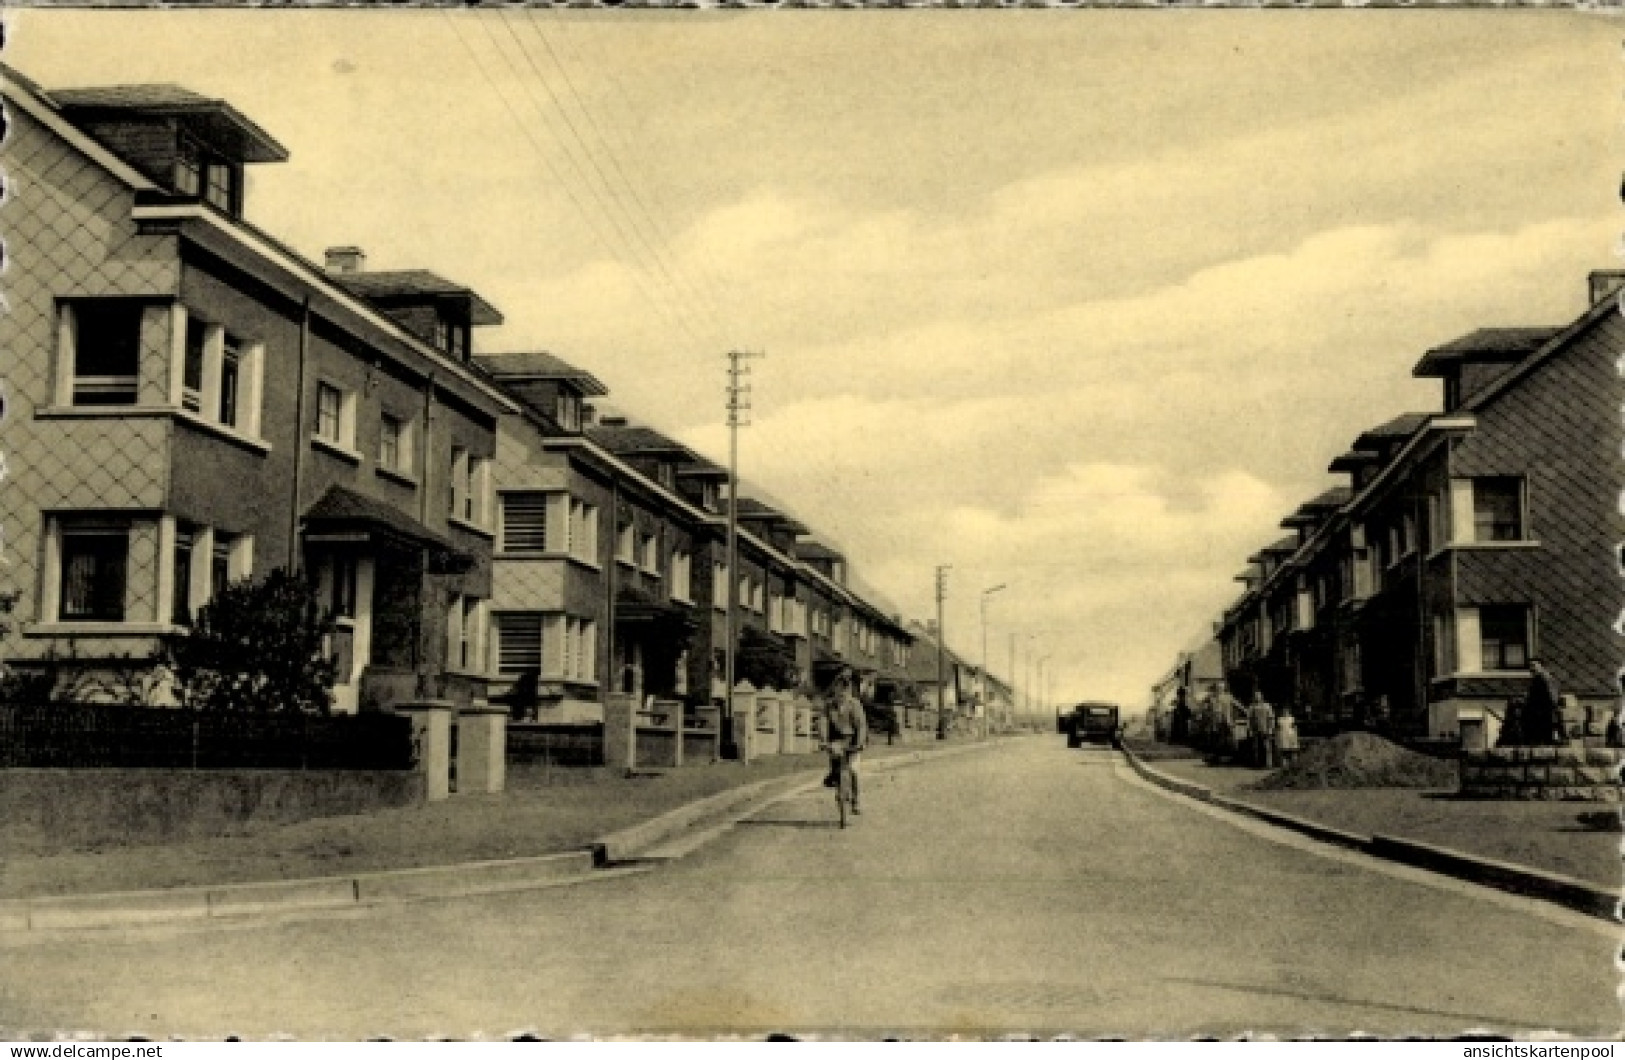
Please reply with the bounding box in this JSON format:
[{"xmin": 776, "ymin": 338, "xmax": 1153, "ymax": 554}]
[
  {"xmin": 172, "ymin": 527, "xmax": 195, "ymax": 626},
  {"xmin": 65, "ymin": 301, "xmax": 143, "ymax": 406},
  {"xmin": 1473, "ymin": 479, "xmax": 1525, "ymax": 542},
  {"xmin": 556, "ymin": 392, "xmax": 581, "ymax": 432},
  {"xmin": 316, "ymin": 383, "xmax": 344, "ymax": 444},
  {"xmin": 182, "ymin": 317, "xmax": 207, "ymax": 412},
  {"xmin": 570, "ymin": 499, "xmax": 599, "ymax": 565},
  {"xmin": 640, "ymin": 531, "xmax": 660, "ymax": 574},
  {"xmin": 657, "ymin": 463, "xmax": 675, "ymax": 489},
  {"xmin": 174, "ymin": 138, "xmax": 202, "ymax": 196},
  {"xmin": 211, "ymin": 534, "xmax": 235, "ymax": 599},
  {"xmin": 1480, "ymin": 606, "xmax": 1531, "ymax": 672},
  {"xmin": 379, "ymin": 414, "xmax": 414, "ymax": 475},
  {"xmin": 448, "ymin": 447, "xmax": 468, "ymax": 518},
  {"xmin": 700, "ymin": 482, "xmax": 719, "ymax": 511},
  {"xmin": 671, "ymin": 550, "xmax": 692, "ymax": 602},
  {"xmin": 218, "ymin": 338, "xmax": 241, "ymax": 427},
  {"xmin": 446, "ymin": 450, "xmax": 486, "ymax": 524},
  {"xmin": 714, "ymin": 563, "xmax": 729, "ymax": 611},
  {"xmin": 617, "ymin": 524, "xmax": 636, "ymax": 566},
  {"xmin": 59, "ymin": 521, "xmax": 129, "ymax": 622},
  {"xmin": 204, "ymin": 161, "xmax": 236, "ymax": 213},
  {"xmin": 500, "ymin": 493, "xmax": 549, "ymax": 554},
  {"xmin": 447, "ymin": 596, "xmax": 484, "ymax": 672},
  {"xmin": 329, "ymin": 554, "xmax": 358, "ymax": 620},
  {"xmin": 495, "ymin": 613, "xmax": 544, "ymax": 677}
]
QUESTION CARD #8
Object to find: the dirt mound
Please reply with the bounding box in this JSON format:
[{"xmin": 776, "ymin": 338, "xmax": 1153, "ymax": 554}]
[{"xmin": 1251, "ymin": 732, "xmax": 1457, "ymax": 790}]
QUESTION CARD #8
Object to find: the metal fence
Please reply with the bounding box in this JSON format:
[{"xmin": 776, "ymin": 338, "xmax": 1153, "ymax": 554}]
[
  {"xmin": 0, "ymin": 701, "xmax": 416, "ymax": 770},
  {"xmin": 506, "ymin": 723, "xmax": 605, "ymax": 768}
]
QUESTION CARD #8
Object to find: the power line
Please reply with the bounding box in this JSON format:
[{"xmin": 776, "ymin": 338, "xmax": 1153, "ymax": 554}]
[
  {"xmin": 486, "ymin": 10, "xmax": 712, "ymax": 353},
  {"xmin": 520, "ymin": 11, "xmax": 736, "ymax": 347},
  {"xmin": 442, "ymin": 9, "xmax": 709, "ymax": 356}
]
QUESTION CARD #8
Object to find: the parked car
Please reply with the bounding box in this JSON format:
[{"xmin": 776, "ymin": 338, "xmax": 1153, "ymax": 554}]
[{"xmin": 1064, "ymin": 702, "xmax": 1121, "ymax": 748}]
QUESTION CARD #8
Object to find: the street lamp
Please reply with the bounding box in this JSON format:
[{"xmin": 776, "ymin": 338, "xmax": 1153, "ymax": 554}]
[{"xmin": 980, "ymin": 584, "xmax": 1006, "ymax": 737}]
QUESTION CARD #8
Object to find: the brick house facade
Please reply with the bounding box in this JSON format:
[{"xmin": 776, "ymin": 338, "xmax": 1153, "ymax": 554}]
[
  {"xmin": 1213, "ymin": 278, "xmax": 1621, "ymax": 744},
  {"xmin": 2, "ymin": 69, "xmax": 517, "ymax": 711}
]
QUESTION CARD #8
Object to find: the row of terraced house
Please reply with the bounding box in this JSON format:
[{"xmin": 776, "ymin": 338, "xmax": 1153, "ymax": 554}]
[
  {"xmin": 1161, "ymin": 272, "xmax": 1621, "ymax": 750},
  {"xmin": 0, "ymin": 66, "xmax": 1007, "ymax": 754}
]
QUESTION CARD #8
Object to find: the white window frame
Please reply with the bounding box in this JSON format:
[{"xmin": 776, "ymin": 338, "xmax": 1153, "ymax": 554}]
[
  {"xmin": 56, "ymin": 300, "xmax": 144, "ymax": 408},
  {"xmin": 378, "ymin": 412, "xmax": 415, "ymax": 478},
  {"xmin": 313, "ymin": 380, "xmax": 358, "ymax": 455},
  {"xmin": 499, "ymin": 492, "xmax": 551, "ymax": 555}
]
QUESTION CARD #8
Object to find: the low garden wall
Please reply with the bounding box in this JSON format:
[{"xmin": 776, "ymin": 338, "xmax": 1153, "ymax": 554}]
[
  {"xmin": 0, "ymin": 768, "xmax": 425, "ymax": 848},
  {"xmin": 1460, "ymin": 746, "xmax": 1621, "ymax": 801}
]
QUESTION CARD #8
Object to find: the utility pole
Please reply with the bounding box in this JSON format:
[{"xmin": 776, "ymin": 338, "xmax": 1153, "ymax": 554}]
[
  {"xmin": 980, "ymin": 584, "xmax": 1005, "ymax": 738},
  {"xmin": 725, "ymin": 349, "xmax": 763, "ymax": 761},
  {"xmin": 935, "ymin": 565, "xmax": 950, "ymax": 740},
  {"xmin": 1008, "ymin": 631, "xmax": 1016, "ymax": 727}
]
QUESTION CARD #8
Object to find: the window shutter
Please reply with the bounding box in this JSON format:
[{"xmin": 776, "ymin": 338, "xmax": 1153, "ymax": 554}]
[
  {"xmin": 502, "ymin": 494, "xmax": 550, "ymax": 554},
  {"xmin": 496, "ymin": 613, "xmax": 544, "ymax": 676}
]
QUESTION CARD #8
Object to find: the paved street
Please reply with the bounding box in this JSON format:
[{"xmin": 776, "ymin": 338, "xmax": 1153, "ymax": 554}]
[{"xmin": 0, "ymin": 737, "xmax": 1616, "ymax": 1039}]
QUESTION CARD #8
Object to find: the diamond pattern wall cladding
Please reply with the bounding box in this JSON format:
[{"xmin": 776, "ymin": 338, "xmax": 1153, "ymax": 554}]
[
  {"xmin": 3, "ymin": 107, "xmax": 179, "ymax": 656},
  {"xmin": 491, "ymin": 559, "xmax": 565, "ymax": 611},
  {"xmin": 1452, "ymin": 313, "xmax": 1624, "ymax": 696}
]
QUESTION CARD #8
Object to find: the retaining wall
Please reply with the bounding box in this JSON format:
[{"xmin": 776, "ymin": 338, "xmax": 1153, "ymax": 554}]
[
  {"xmin": 1460, "ymin": 747, "xmax": 1621, "ymax": 801},
  {"xmin": 0, "ymin": 768, "xmax": 425, "ymax": 848}
]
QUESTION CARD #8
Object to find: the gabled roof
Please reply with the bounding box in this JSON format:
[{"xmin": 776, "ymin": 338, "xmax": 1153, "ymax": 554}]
[
  {"xmin": 794, "ymin": 541, "xmax": 845, "ymax": 562},
  {"xmin": 734, "ymin": 497, "xmax": 810, "ymax": 535},
  {"xmin": 1412, "ymin": 327, "xmax": 1563, "ymax": 377},
  {"xmin": 586, "ymin": 424, "xmax": 694, "ymax": 459},
  {"xmin": 303, "ymin": 485, "xmax": 456, "ymax": 555},
  {"xmin": 1327, "ymin": 449, "xmax": 1379, "ymax": 474},
  {"xmin": 1248, "ymin": 535, "xmax": 1300, "ymax": 562},
  {"xmin": 52, "ymin": 83, "xmax": 289, "ymax": 163},
  {"xmin": 1280, "ymin": 487, "xmax": 1351, "ymax": 527},
  {"xmin": 1459, "ymin": 291, "xmax": 1619, "ymax": 417},
  {"xmin": 1352, "ymin": 412, "xmax": 1430, "ymax": 452},
  {"xmin": 475, "ymin": 351, "xmax": 609, "ymax": 396},
  {"xmin": 675, "ymin": 454, "xmax": 729, "ymax": 480},
  {"xmin": 333, "ymin": 270, "xmax": 503, "ymax": 326}
]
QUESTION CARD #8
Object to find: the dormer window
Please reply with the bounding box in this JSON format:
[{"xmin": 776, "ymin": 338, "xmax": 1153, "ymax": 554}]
[
  {"xmin": 556, "ymin": 392, "xmax": 582, "ymax": 432},
  {"xmin": 175, "ymin": 135, "xmax": 240, "ymax": 215},
  {"xmin": 657, "ymin": 463, "xmax": 675, "ymax": 489},
  {"xmin": 431, "ymin": 316, "xmax": 470, "ymax": 362}
]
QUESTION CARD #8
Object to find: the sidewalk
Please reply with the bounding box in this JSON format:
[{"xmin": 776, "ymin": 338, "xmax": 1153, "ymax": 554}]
[
  {"xmin": 0, "ymin": 738, "xmax": 954, "ymax": 901},
  {"xmin": 1143, "ymin": 754, "xmax": 1619, "ymax": 891}
]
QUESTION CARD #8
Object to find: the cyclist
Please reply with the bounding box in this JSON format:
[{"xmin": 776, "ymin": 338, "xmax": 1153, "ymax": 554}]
[{"xmin": 820, "ymin": 669, "xmax": 869, "ymax": 815}]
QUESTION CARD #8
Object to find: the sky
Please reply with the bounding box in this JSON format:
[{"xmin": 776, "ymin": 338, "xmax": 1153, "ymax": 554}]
[{"xmin": 9, "ymin": 9, "xmax": 1620, "ymax": 711}]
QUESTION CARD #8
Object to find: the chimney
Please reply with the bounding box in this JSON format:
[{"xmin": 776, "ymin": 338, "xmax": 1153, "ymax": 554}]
[
  {"xmin": 325, "ymin": 246, "xmax": 366, "ymax": 274},
  {"xmin": 1589, "ymin": 270, "xmax": 1625, "ymax": 305},
  {"xmin": 582, "ymin": 403, "xmax": 598, "ymax": 427}
]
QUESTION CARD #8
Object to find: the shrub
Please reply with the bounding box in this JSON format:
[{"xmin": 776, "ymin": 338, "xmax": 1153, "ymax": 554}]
[{"xmin": 164, "ymin": 568, "xmax": 338, "ymax": 714}]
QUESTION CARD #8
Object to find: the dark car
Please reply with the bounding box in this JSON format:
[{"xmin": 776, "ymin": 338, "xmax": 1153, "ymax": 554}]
[{"xmin": 1064, "ymin": 702, "xmax": 1121, "ymax": 748}]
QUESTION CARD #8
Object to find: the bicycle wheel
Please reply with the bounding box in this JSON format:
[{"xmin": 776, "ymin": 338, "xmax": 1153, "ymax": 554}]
[{"xmin": 836, "ymin": 758, "xmax": 852, "ymax": 829}]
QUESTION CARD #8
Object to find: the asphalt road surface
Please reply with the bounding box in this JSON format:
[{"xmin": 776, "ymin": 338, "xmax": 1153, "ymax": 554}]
[{"xmin": 1, "ymin": 737, "xmax": 1617, "ymax": 1039}]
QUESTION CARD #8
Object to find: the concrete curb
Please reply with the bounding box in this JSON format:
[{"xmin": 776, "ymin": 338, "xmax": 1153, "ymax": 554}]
[
  {"xmin": 0, "ymin": 738, "xmax": 1002, "ymax": 934},
  {"xmin": 1121, "ymin": 747, "xmax": 1619, "ymax": 922},
  {"xmin": 592, "ymin": 737, "xmax": 998, "ymax": 863},
  {"xmin": 0, "ymin": 850, "xmax": 599, "ymax": 933}
]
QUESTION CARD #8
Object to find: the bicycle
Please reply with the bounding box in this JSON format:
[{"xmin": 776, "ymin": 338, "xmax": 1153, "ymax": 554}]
[{"xmin": 823, "ymin": 742, "xmax": 858, "ymax": 828}]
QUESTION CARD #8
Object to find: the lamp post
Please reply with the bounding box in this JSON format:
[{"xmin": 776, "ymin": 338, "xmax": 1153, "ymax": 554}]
[
  {"xmin": 980, "ymin": 584, "xmax": 1006, "ymax": 738},
  {"xmin": 1039, "ymin": 654, "xmax": 1052, "ymax": 723}
]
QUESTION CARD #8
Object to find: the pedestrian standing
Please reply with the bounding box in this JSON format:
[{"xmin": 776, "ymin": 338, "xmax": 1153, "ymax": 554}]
[
  {"xmin": 1275, "ymin": 707, "xmax": 1300, "ymax": 768},
  {"xmin": 1523, "ymin": 659, "xmax": 1564, "ymax": 747},
  {"xmin": 1247, "ymin": 689, "xmax": 1276, "ymax": 769}
]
